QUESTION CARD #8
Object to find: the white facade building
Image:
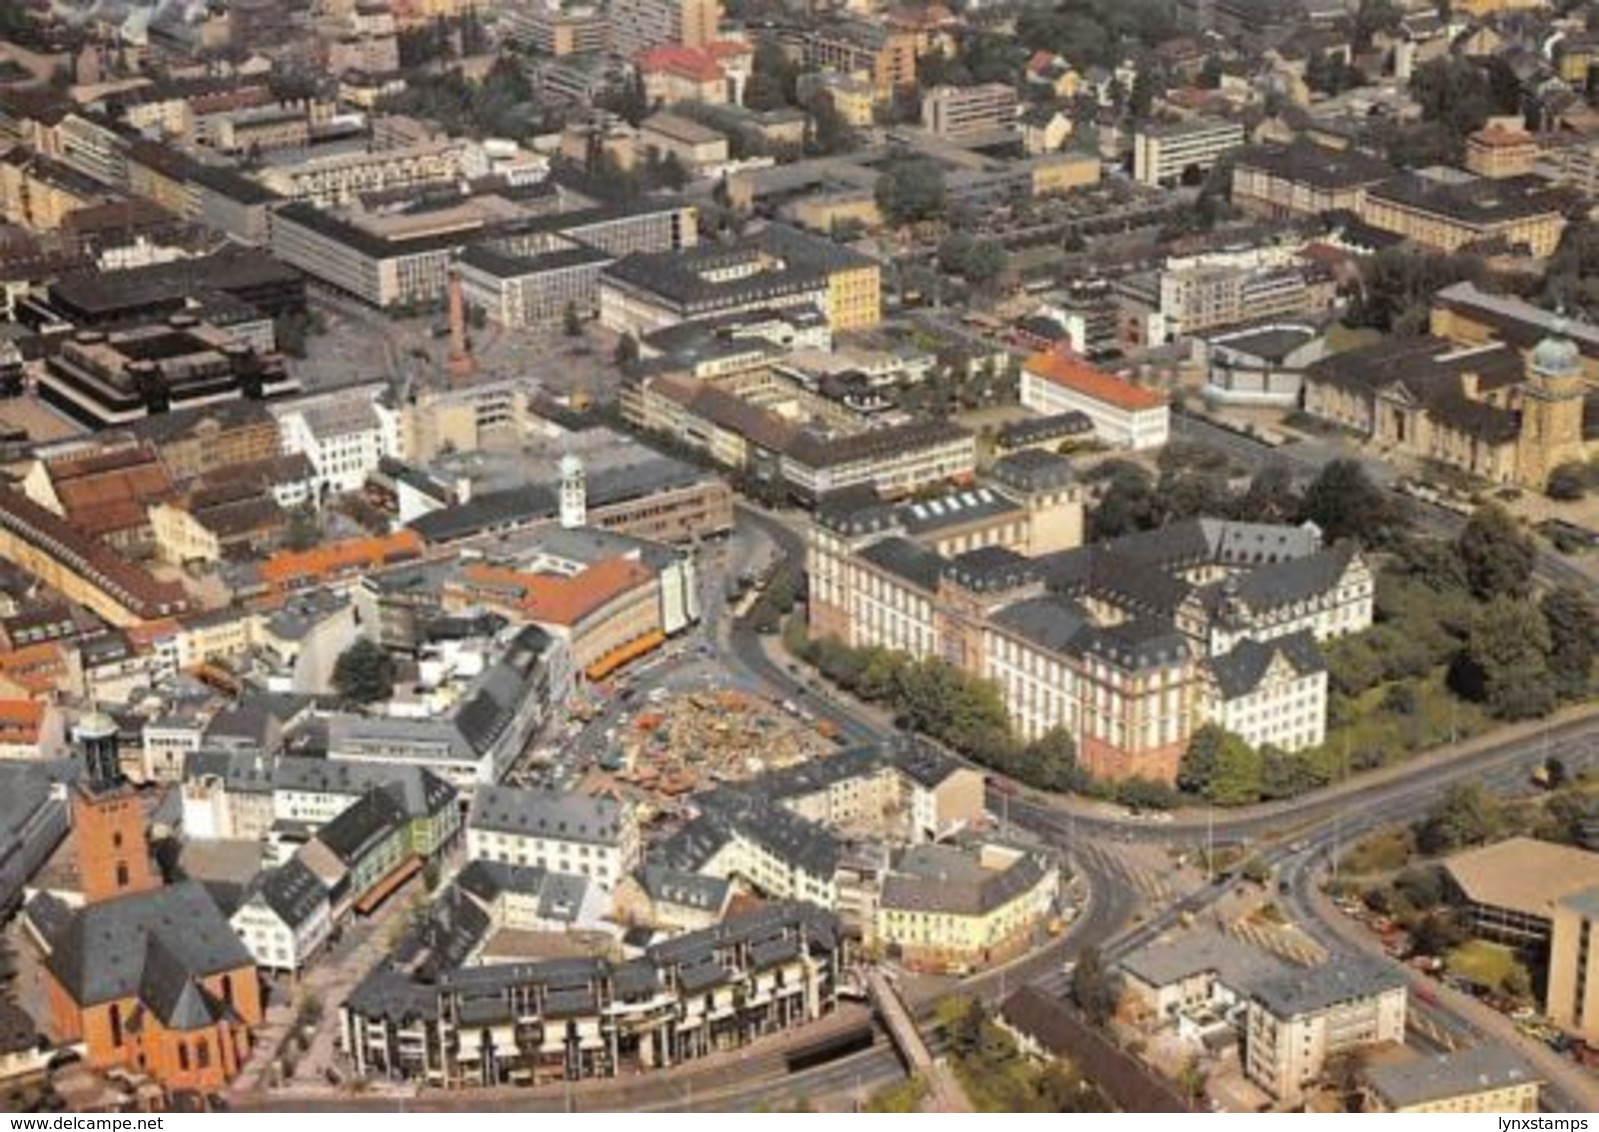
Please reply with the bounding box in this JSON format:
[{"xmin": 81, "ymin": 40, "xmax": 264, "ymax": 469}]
[
  {"xmin": 1020, "ymin": 354, "xmax": 1170, "ymax": 450},
  {"xmin": 273, "ymin": 389, "xmax": 389, "ymax": 498},
  {"xmin": 467, "ymin": 784, "xmax": 640, "ymax": 890}
]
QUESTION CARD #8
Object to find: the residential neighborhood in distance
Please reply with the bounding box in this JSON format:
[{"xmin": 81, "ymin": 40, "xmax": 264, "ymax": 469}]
[{"xmin": 0, "ymin": 0, "xmax": 1596, "ymax": 1115}]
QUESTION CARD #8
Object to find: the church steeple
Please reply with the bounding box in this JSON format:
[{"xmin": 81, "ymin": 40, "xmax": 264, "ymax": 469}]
[
  {"xmin": 70, "ymin": 711, "xmax": 157, "ymax": 904},
  {"xmin": 1518, "ymin": 315, "xmax": 1588, "ymax": 492}
]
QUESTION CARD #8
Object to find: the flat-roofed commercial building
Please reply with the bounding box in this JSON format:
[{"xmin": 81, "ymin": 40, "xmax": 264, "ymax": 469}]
[
  {"xmin": 1443, "ymin": 837, "xmax": 1599, "ymax": 946},
  {"xmin": 920, "ymin": 83, "xmax": 1017, "ymax": 140},
  {"xmin": 255, "ymin": 140, "xmax": 465, "ymax": 207},
  {"xmin": 1133, "ymin": 118, "xmax": 1244, "ymax": 187},
  {"xmin": 457, "ymin": 243, "xmax": 612, "ymax": 328}
]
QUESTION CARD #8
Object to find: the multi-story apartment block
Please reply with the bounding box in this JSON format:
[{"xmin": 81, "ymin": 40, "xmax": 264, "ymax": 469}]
[
  {"xmin": 1133, "ymin": 118, "xmax": 1244, "ymax": 187},
  {"xmin": 272, "ymin": 391, "xmax": 387, "ymax": 496},
  {"xmin": 1245, "ymin": 959, "xmax": 1408, "ymax": 1105},
  {"xmin": 271, "ymin": 197, "xmax": 695, "ymax": 309},
  {"xmin": 1156, "ymin": 261, "xmax": 1334, "ymax": 338},
  {"xmin": 228, "ymin": 858, "xmax": 333, "ymax": 973},
  {"xmin": 609, "ymin": 0, "xmax": 720, "ymax": 58},
  {"xmin": 920, "ymin": 83, "xmax": 1018, "ymax": 140},
  {"xmin": 1465, "ymin": 124, "xmax": 1538, "ymax": 180},
  {"xmin": 467, "ymin": 785, "xmax": 640, "ymax": 889},
  {"xmin": 800, "ymin": 22, "xmax": 919, "ymax": 100},
  {"xmin": 457, "ymin": 242, "xmax": 613, "ymax": 328},
  {"xmin": 255, "ymin": 140, "xmax": 465, "ymax": 206},
  {"xmin": 502, "ymin": 0, "xmax": 610, "ymax": 55},
  {"xmin": 875, "ymin": 842, "xmax": 1059, "ymax": 972},
  {"xmin": 601, "ymin": 222, "xmax": 879, "ymax": 336},
  {"xmin": 342, "ymin": 903, "xmax": 843, "ymax": 1085}
]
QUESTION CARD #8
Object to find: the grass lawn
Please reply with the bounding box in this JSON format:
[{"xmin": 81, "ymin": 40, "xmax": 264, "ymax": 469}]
[
  {"xmin": 1446, "ymin": 940, "xmax": 1517, "ymax": 990},
  {"xmin": 1340, "ymin": 828, "xmax": 1415, "ymax": 876},
  {"xmin": 1328, "ymin": 673, "xmax": 1493, "ymax": 770}
]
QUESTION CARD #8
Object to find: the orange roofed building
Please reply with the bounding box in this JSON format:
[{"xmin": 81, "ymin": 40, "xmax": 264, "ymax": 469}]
[
  {"xmin": 446, "ymin": 557, "xmax": 664, "ymax": 680},
  {"xmin": 1020, "ymin": 352, "xmax": 1171, "ymax": 450},
  {"xmin": 259, "ymin": 529, "xmax": 424, "ymax": 595},
  {"xmin": 636, "ymin": 41, "xmax": 752, "ymax": 106}
]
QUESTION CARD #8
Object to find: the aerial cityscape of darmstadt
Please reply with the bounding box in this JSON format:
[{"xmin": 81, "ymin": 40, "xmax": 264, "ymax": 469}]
[{"xmin": 0, "ymin": 0, "xmax": 1594, "ymax": 1118}]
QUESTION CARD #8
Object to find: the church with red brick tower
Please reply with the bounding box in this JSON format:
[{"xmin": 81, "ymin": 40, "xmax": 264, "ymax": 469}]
[{"xmin": 41, "ymin": 713, "xmax": 262, "ymax": 1096}]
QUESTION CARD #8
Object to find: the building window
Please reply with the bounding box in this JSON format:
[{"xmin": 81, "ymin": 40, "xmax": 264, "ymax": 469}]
[
  {"xmin": 178, "ymin": 1043, "xmax": 190, "ymax": 1072},
  {"xmin": 116, "ymin": 862, "xmax": 130, "ymax": 889}
]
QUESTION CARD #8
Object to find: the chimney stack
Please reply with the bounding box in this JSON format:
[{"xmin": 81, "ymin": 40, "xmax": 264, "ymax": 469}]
[{"xmin": 447, "ymin": 267, "xmax": 476, "ymax": 384}]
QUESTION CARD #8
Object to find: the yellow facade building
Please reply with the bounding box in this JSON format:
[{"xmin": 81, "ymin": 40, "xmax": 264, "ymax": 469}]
[{"xmin": 874, "ymin": 843, "xmax": 1059, "ymax": 973}]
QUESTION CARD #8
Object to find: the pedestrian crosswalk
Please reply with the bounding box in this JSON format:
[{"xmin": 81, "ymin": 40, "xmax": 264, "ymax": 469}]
[{"xmin": 1224, "ymin": 918, "xmax": 1328, "ymax": 967}]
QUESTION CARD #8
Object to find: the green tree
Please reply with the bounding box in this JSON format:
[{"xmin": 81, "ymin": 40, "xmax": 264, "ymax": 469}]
[
  {"xmin": 1348, "ymin": 247, "xmax": 1485, "ymax": 332},
  {"xmin": 1087, "ymin": 459, "xmax": 1160, "ymax": 539},
  {"xmin": 1207, "ymin": 732, "xmax": 1263, "ymax": 806},
  {"xmin": 333, "ymin": 639, "xmax": 397, "ymax": 704},
  {"xmin": 1127, "ymin": 66, "xmax": 1159, "ymax": 121},
  {"xmin": 1236, "ymin": 462, "xmax": 1299, "ymax": 523},
  {"xmin": 1453, "ymin": 597, "xmax": 1555, "ymax": 719},
  {"xmin": 1541, "ymin": 585, "xmax": 1597, "ymax": 698},
  {"xmin": 1198, "ymin": 54, "xmax": 1223, "ymax": 89},
  {"xmin": 746, "ymin": 37, "xmax": 798, "ymax": 110},
  {"xmin": 614, "ymin": 333, "xmax": 640, "ymax": 367},
  {"xmin": 1023, "ymin": 728, "xmax": 1079, "ymax": 792},
  {"xmin": 1300, "ymin": 459, "xmax": 1399, "ymax": 545},
  {"xmin": 1409, "ymin": 56, "xmax": 1515, "ymax": 142},
  {"xmin": 1416, "ymin": 782, "xmax": 1502, "ymax": 854},
  {"xmin": 1455, "ymin": 503, "xmax": 1536, "ymax": 599},
  {"xmin": 806, "ymin": 96, "xmax": 860, "ymax": 156},
  {"xmin": 281, "ymin": 505, "xmax": 322, "ymax": 551},
  {"xmin": 563, "ymin": 302, "xmax": 584, "ymax": 338},
  {"xmin": 1177, "ymin": 724, "xmax": 1228, "ymax": 796},
  {"xmin": 1071, "ymin": 946, "xmax": 1118, "ymax": 1026},
  {"xmin": 874, "ymin": 157, "xmax": 948, "ymax": 225}
]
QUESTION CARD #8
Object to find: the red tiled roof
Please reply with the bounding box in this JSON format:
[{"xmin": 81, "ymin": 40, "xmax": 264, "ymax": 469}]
[
  {"xmin": 636, "ymin": 44, "xmax": 725, "ymax": 82},
  {"xmin": 0, "ymin": 699, "xmax": 43, "ymax": 727},
  {"xmin": 1024, "ymin": 352, "xmax": 1168, "ymax": 412},
  {"xmin": 260, "ymin": 530, "xmax": 423, "ymax": 588},
  {"xmin": 458, "ymin": 557, "xmax": 652, "ymax": 627}
]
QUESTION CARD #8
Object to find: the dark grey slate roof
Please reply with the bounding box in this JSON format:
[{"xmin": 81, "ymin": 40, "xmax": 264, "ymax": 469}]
[
  {"xmin": 880, "ymin": 844, "xmax": 1053, "ymax": 917},
  {"xmin": 47, "ymin": 880, "xmax": 251, "ymax": 1009},
  {"xmin": 139, "ymin": 933, "xmax": 227, "ymax": 1031},
  {"xmin": 249, "ymin": 857, "xmax": 327, "ymax": 928},
  {"xmin": 858, "ymin": 535, "xmax": 943, "ymax": 591},
  {"xmin": 1250, "ymin": 954, "xmax": 1406, "ymax": 1018},
  {"xmin": 637, "ymin": 864, "xmax": 731, "ymax": 912},
  {"xmin": 1205, "ymin": 542, "xmax": 1358, "ymax": 618},
  {"xmin": 468, "ymin": 784, "xmax": 628, "ymax": 846},
  {"xmin": 316, "ymin": 787, "xmax": 409, "ymax": 866},
  {"xmin": 1206, "ymin": 630, "xmax": 1326, "ymax": 700},
  {"xmin": 1366, "ymin": 1044, "xmax": 1541, "ymax": 1109}
]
